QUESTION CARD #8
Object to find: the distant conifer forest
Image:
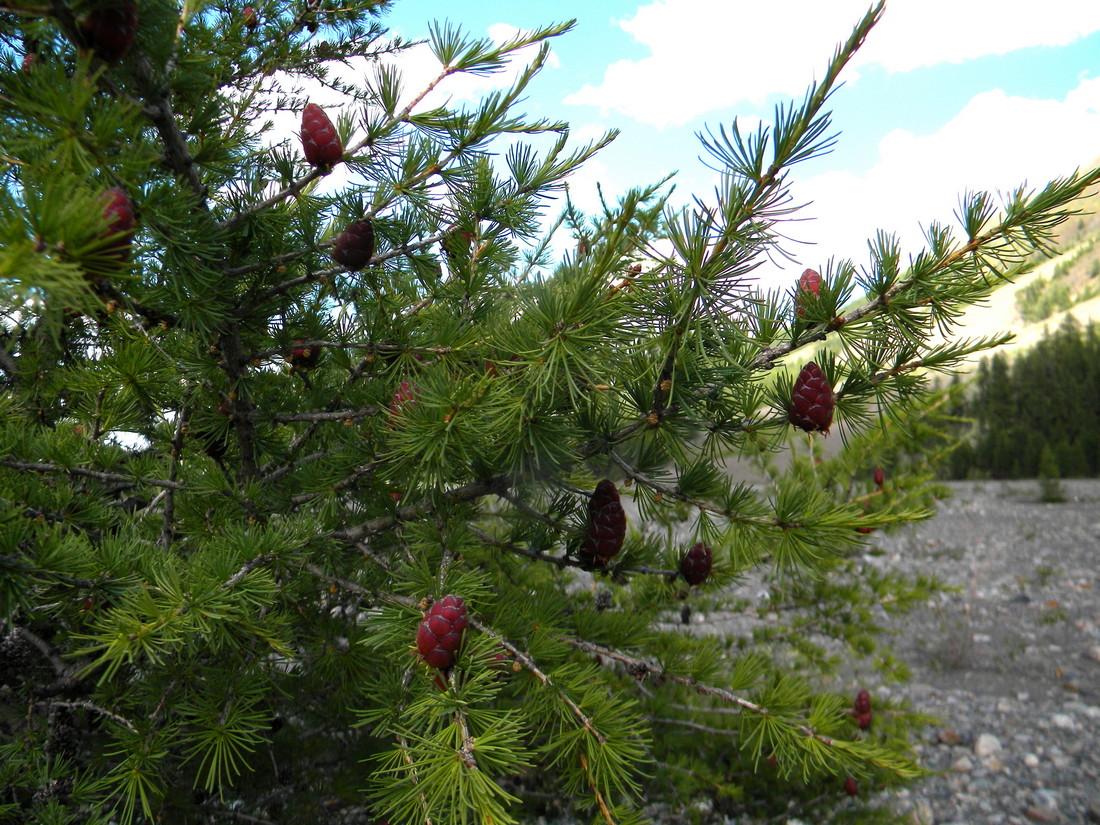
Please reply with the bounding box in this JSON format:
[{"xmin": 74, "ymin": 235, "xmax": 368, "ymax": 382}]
[{"xmin": 944, "ymin": 316, "xmax": 1100, "ymax": 479}]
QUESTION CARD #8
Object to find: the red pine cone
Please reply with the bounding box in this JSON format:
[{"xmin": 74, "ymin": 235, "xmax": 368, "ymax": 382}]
[
  {"xmin": 795, "ymin": 268, "xmax": 821, "ymax": 318},
  {"xmin": 844, "ymin": 776, "xmax": 859, "ymax": 796},
  {"xmin": 788, "ymin": 361, "xmax": 834, "ymax": 434},
  {"xmin": 680, "ymin": 542, "xmax": 712, "ymax": 585},
  {"xmin": 873, "ymin": 467, "xmax": 885, "ymax": 487},
  {"xmin": 854, "ymin": 688, "xmax": 871, "ymax": 713},
  {"xmin": 99, "ymin": 187, "xmax": 135, "ymax": 261},
  {"xmin": 301, "ymin": 103, "xmax": 343, "ymax": 168},
  {"xmin": 82, "ymin": 0, "xmax": 138, "ymax": 63},
  {"xmin": 389, "ymin": 379, "xmax": 418, "ymax": 419},
  {"xmin": 853, "ymin": 688, "xmax": 872, "ymax": 728},
  {"xmin": 416, "ymin": 594, "xmax": 468, "ymax": 670},
  {"xmin": 289, "ymin": 340, "xmax": 322, "ymax": 370},
  {"xmin": 332, "ymin": 219, "xmax": 375, "ymax": 271},
  {"xmin": 21, "ymin": 52, "xmax": 34, "ymax": 74},
  {"xmin": 579, "ymin": 479, "xmax": 626, "ymax": 567},
  {"xmin": 242, "ymin": 6, "xmax": 259, "ymax": 28}
]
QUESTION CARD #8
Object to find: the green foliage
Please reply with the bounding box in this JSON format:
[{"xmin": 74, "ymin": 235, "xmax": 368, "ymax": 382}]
[
  {"xmin": 946, "ymin": 316, "xmax": 1100, "ymax": 480},
  {"xmin": 1, "ymin": 1, "xmax": 1099, "ymax": 824}
]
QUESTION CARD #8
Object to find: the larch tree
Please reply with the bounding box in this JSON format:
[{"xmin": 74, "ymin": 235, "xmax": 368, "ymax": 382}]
[{"xmin": 0, "ymin": 1, "xmax": 1097, "ymax": 823}]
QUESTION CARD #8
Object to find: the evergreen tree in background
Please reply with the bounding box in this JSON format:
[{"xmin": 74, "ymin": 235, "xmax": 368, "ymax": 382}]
[
  {"xmin": 1, "ymin": 1, "xmax": 1098, "ymax": 822},
  {"xmin": 947, "ymin": 316, "xmax": 1100, "ymax": 481}
]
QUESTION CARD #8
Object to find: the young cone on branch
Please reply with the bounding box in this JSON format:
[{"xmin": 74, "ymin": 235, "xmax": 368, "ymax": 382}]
[
  {"xmin": 680, "ymin": 542, "xmax": 713, "ymax": 585},
  {"xmin": 301, "ymin": 103, "xmax": 343, "ymax": 169},
  {"xmin": 789, "ymin": 361, "xmax": 835, "ymax": 434},
  {"xmin": 579, "ymin": 479, "xmax": 626, "ymax": 567},
  {"xmin": 795, "ymin": 267, "xmax": 821, "ymax": 318},
  {"xmin": 332, "ymin": 219, "xmax": 375, "ymax": 271},
  {"xmin": 416, "ymin": 595, "xmax": 468, "ymax": 670},
  {"xmin": 99, "ymin": 187, "xmax": 135, "ymax": 261}
]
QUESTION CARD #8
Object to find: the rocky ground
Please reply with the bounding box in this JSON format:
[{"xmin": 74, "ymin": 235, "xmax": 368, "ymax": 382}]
[{"xmin": 858, "ymin": 480, "xmax": 1100, "ymax": 825}]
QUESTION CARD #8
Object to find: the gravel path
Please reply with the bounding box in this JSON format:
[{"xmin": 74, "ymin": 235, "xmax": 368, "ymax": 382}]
[{"xmin": 864, "ymin": 480, "xmax": 1100, "ymax": 825}]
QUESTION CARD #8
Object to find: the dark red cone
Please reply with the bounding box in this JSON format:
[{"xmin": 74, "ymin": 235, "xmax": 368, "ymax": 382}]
[
  {"xmin": 301, "ymin": 103, "xmax": 343, "ymax": 168},
  {"xmin": 680, "ymin": 542, "xmax": 712, "ymax": 585},
  {"xmin": 795, "ymin": 268, "xmax": 821, "ymax": 318},
  {"xmin": 416, "ymin": 595, "xmax": 468, "ymax": 670},
  {"xmin": 788, "ymin": 361, "xmax": 834, "ymax": 434},
  {"xmin": 82, "ymin": 0, "xmax": 138, "ymax": 63},
  {"xmin": 99, "ymin": 188, "xmax": 135, "ymax": 261},
  {"xmin": 873, "ymin": 467, "xmax": 885, "ymax": 487},
  {"xmin": 289, "ymin": 340, "xmax": 322, "ymax": 370},
  {"xmin": 854, "ymin": 688, "xmax": 871, "ymax": 714},
  {"xmin": 853, "ymin": 689, "xmax": 873, "ymax": 728},
  {"xmin": 844, "ymin": 776, "xmax": 859, "ymax": 796},
  {"xmin": 242, "ymin": 6, "xmax": 259, "ymax": 28},
  {"xmin": 332, "ymin": 219, "xmax": 375, "ymax": 271},
  {"xmin": 579, "ymin": 480, "xmax": 626, "ymax": 567}
]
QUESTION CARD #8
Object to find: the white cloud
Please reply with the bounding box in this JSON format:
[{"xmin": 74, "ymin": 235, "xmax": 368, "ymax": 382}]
[
  {"xmin": 564, "ymin": 0, "xmax": 1100, "ymax": 128},
  {"xmin": 766, "ymin": 76, "xmax": 1100, "ymax": 285}
]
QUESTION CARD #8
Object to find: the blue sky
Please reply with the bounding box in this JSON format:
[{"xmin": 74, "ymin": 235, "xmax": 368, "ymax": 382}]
[{"xmin": 330, "ymin": 1, "xmax": 1100, "ymax": 288}]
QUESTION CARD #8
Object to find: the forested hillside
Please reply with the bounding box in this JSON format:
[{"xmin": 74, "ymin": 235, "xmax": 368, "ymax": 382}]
[{"xmin": 945, "ymin": 316, "xmax": 1100, "ymax": 479}]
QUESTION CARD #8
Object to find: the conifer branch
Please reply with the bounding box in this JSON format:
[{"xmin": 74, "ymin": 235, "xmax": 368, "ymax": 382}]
[
  {"xmin": 132, "ymin": 55, "xmax": 209, "ymax": 207},
  {"xmin": 330, "ymin": 476, "xmax": 508, "ymax": 542},
  {"xmin": 0, "ymin": 459, "xmax": 184, "ymax": 490},
  {"xmin": 48, "ymin": 699, "xmax": 137, "ymax": 734},
  {"xmin": 563, "ymin": 636, "xmax": 842, "ymax": 748},
  {"xmin": 267, "ymin": 407, "xmax": 381, "ymax": 423},
  {"xmin": 579, "ymin": 752, "xmax": 616, "ymax": 825},
  {"xmin": 224, "ymin": 555, "xmax": 276, "ymax": 589},
  {"xmin": 467, "ymin": 526, "xmax": 577, "ymax": 569},
  {"xmin": 160, "ymin": 411, "xmax": 186, "ymax": 550},
  {"xmin": 469, "ymin": 617, "xmax": 607, "ymax": 746},
  {"xmin": 649, "ymin": 716, "xmax": 738, "ymax": 738},
  {"xmin": 608, "ymin": 451, "xmax": 800, "ymax": 529}
]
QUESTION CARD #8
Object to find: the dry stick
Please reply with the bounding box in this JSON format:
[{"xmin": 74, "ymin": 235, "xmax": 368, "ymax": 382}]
[
  {"xmin": 469, "ymin": 525, "xmax": 675, "ymax": 577},
  {"xmin": 329, "ymin": 476, "xmax": 507, "ymax": 543},
  {"xmin": 467, "ymin": 526, "xmax": 577, "ymax": 569}
]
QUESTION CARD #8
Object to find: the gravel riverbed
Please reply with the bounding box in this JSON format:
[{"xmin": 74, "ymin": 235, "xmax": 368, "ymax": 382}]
[{"xmin": 856, "ymin": 480, "xmax": 1100, "ymax": 825}]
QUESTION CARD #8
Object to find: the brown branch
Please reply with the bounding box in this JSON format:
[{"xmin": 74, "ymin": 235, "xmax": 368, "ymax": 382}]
[
  {"xmin": 224, "ymin": 555, "xmax": 275, "ymax": 589},
  {"xmin": 328, "ymin": 476, "xmax": 509, "ymax": 543},
  {"xmin": 0, "ymin": 459, "xmax": 183, "ymax": 490},
  {"xmin": 47, "ymin": 699, "xmax": 137, "ymax": 733},
  {"xmin": 468, "ymin": 616, "xmax": 606, "ymax": 746},
  {"xmin": 560, "ymin": 636, "xmax": 840, "ymax": 748}
]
